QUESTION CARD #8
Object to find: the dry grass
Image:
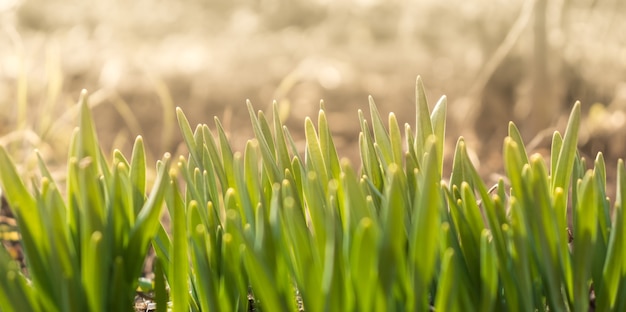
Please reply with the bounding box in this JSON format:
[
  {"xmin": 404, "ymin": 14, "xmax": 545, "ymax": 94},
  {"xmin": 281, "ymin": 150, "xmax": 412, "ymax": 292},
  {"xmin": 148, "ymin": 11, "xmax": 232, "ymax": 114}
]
[{"xmin": 1, "ymin": 0, "xmax": 625, "ymax": 179}]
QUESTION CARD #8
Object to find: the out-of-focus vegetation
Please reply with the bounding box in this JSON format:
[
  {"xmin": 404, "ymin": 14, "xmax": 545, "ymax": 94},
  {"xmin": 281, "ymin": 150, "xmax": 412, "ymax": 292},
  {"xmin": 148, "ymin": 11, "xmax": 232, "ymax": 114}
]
[{"xmin": 1, "ymin": 0, "xmax": 625, "ymax": 176}]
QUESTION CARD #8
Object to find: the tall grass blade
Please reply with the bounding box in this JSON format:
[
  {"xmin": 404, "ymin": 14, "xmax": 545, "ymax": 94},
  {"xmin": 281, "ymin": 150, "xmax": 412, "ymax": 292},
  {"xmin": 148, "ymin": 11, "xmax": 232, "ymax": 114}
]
[
  {"xmin": 431, "ymin": 95, "xmax": 447, "ymax": 174},
  {"xmin": 247, "ymin": 100, "xmax": 281, "ymax": 182},
  {"xmin": 552, "ymin": 101, "xmax": 581, "ymax": 193},
  {"xmin": 599, "ymin": 159, "xmax": 626, "ymax": 311},
  {"xmin": 168, "ymin": 181, "xmax": 189, "ymax": 312},
  {"xmin": 414, "ymin": 76, "xmax": 434, "ymax": 161},
  {"xmin": 409, "ymin": 136, "xmax": 442, "ymax": 309}
]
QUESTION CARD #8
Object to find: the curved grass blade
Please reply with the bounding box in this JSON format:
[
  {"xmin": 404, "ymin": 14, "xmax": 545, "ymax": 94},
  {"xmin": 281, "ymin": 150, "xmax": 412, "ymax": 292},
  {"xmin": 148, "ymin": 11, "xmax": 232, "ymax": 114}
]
[
  {"xmin": 304, "ymin": 117, "xmax": 329, "ymax": 189},
  {"xmin": 550, "ymin": 131, "xmax": 563, "ymax": 176},
  {"xmin": 598, "ymin": 159, "xmax": 626, "ymax": 310},
  {"xmin": 215, "ymin": 117, "xmax": 235, "ymax": 188},
  {"xmin": 318, "ymin": 107, "xmax": 341, "ymax": 180},
  {"xmin": 431, "ymin": 95, "xmax": 447, "ymax": 174},
  {"xmin": 154, "ymin": 258, "xmax": 168, "ymax": 312},
  {"xmin": 168, "ymin": 182, "xmax": 189, "ymax": 312},
  {"xmin": 552, "ymin": 101, "xmax": 581, "ymax": 193},
  {"xmin": 573, "ymin": 171, "xmax": 599, "ymax": 311},
  {"xmin": 349, "ymin": 217, "xmax": 380, "ymax": 311},
  {"xmin": 409, "ymin": 136, "xmax": 442, "ymax": 309},
  {"xmin": 127, "ymin": 155, "xmax": 171, "ymax": 276},
  {"xmin": 176, "ymin": 107, "xmax": 202, "ymax": 167},
  {"xmin": 76, "ymin": 90, "xmax": 100, "ymax": 165},
  {"xmin": 82, "ymin": 232, "xmax": 105, "ymax": 311},
  {"xmin": 414, "ymin": 76, "xmax": 434, "ymax": 160},
  {"xmin": 200, "ymin": 124, "xmax": 227, "ymax": 191},
  {"xmin": 129, "ymin": 136, "xmax": 146, "ymax": 214},
  {"xmin": 368, "ymin": 96, "xmax": 393, "ymax": 165},
  {"xmin": 508, "ymin": 121, "xmax": 530, "ymax": 165},
  {"xmin": 435, "ymin": 248, "xmax": 459, "ymax": 312},
  {"xmin": 273, "ymin": 101, "xmax": 293, "ymax": 173},
  {"xmin": 388, "ymin": 113, "xmax": 403, "ymax": 166},
  {"xmin": 358, "ymin": 111, "xmax": 383, "ymax": 191},
  {"xmin": 479, "ymin": 230, "xmax": 498, "ymax": 311},
  {"xmin": 378, "ymin": 163, "xmax": 408, "ymax": 303},
  {"xmin": 247, "ymin": 100, "xmax": 281, "ymax": 182}
]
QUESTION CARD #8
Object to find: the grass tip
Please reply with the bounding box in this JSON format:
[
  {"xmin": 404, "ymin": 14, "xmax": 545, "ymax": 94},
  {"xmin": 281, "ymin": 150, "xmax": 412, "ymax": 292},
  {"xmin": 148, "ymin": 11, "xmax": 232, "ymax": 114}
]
[
  {"xmin": 530, "ymin": 153, "xmax": 543, "ymax": 162},
  {"xmin": 368, "ymin": 95, "xmax": 375, "ymax": 104},
  {"xmin": 168, "ymin": 167, "xmax": 178, "ymax": 178}
]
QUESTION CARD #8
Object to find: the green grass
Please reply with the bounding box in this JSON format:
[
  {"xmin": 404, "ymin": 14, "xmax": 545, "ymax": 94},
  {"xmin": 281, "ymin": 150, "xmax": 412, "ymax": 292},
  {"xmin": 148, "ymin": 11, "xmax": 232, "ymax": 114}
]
[
  {"xmin": 0, "ymin": 91, "xmax": 171, "ymax": 312},
  {"xmin": 1, "ymin": 77, "xmax": 625, "ymax": 311}
]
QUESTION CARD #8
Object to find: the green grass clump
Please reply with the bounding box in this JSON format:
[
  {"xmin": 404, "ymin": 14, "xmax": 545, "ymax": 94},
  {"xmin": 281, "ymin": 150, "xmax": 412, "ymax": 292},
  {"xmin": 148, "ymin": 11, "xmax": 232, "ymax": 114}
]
[
  {"xmin": 1, "ymin": 77, "xmax": 626, "ymax": 311},
  {"xmin": 0, "ymin": 91, "xmax": 172, "ymax": 311}
]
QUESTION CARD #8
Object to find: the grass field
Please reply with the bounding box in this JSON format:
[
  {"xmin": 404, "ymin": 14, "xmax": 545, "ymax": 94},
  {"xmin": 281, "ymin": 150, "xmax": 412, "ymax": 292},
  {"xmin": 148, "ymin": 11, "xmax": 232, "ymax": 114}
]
[{"xmin": 1, "ymin": 1, "xmax": 626, "ymax": 310}]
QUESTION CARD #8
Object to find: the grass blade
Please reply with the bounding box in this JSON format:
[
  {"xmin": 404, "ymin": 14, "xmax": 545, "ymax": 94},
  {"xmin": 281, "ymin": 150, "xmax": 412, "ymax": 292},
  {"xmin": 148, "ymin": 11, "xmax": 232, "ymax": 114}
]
[
  {"xmin": 552, "ymin": 101, "xmax": 581, "ymax": 193},
  {"xmin": 414, "ymin": 76, "xmax": 434, "ymax": 160},
  {"xmin": 431, "ymin": 95, "xmax": 447, "ymax": 174}
]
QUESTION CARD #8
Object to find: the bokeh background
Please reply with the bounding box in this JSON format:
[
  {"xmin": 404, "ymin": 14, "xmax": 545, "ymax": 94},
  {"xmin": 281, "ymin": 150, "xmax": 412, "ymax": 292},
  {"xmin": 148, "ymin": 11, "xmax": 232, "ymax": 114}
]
[{"xmin": 1, "ymin": 0, "xmax": 625, "ymax": 180}]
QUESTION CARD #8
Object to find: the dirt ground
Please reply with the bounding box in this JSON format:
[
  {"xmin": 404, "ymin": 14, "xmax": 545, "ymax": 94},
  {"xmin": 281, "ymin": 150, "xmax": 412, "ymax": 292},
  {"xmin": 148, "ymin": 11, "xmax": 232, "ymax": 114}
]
[{"xmin": 1, "ymin": 0, "xmax": 626, "ymax": 189}]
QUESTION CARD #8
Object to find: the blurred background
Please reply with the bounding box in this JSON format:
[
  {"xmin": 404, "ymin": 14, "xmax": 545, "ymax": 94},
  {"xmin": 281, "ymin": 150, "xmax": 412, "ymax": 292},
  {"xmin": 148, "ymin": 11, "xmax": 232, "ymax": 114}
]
[{"xmin": 1, "ymin": 0, "xmax": 625, "ymax": 179}]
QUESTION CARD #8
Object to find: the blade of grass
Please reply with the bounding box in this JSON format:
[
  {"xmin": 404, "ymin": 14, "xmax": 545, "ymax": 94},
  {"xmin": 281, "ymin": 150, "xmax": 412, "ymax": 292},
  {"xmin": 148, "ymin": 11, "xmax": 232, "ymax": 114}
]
[
  {"xmin": 598, "ymin": 159, "xmax": 626, "ymax": 310},
  {"xmin": 198, "ymin": 124, "xmax": 222, "ymax": 185},
  {"xmin": 388, "ymin": 113, "xmax": 403, "ymax": 166},
  {"xmin": 349, "ymin": 217, "xmax": 379, "ymax": 310},
  {"xmin": 304, "ymin": 117, "xmax": 329, "ymax": 190},
  {"xmin": 414, "ymin": 76, "xmax": 434, "ymax": 161},
  {"xmin": 273, "ymin": 101, "xmax": 293, "ymax": 173},
  {"xmin": 247, "ymin": 100, "xmax": 281, "ymax": 182},
  {"xmin": 431, "ymin": 95, "xmax": 447, "ymax": 175},
  {"xmin": 434, "ymin": 248, "xmax": 458, "ymax": 312},
  {"xmin": 368, "ymin": 96, "xmax": 393, "ymax": 166},
  {"xmin": 573, "ymin": 171, "xmax": 598, "ymax": 311},
  {"xmin": 508, "ymin": 121, "xmax": 530, "ymax": 165},
  {"xmin": 168, "ymin": 181, "xmax": 189, "ymax": 312},
  {"xmin": 129, "ymin": 136, "xmax": 146, "ymax": 214},
  {"xmin": 409, "ymin": 136, "xmax": 442, "ymax": 310},
  {"xmin": 127, "ymin": 155, "xmax": 171, "ymax": 276},
  {"xmin": 154, "ymin": 257, "xmax": 168, "ymax": 312},
  {"xmin": 379, "ymin": 163, "xmax": 409, "ymax": 306},
  {"xmin": 358, "ymin": 111, "xmax": 383, "ymax": 191},
  {"xmin": 479, "ymin": 230, "xmax": 498, "ymax": 311},
  {"xmin": 318, "ymin": 107, "xmax": 341, "ymax": 180},
  {"xmin": 552, "ymin": 101, "xmax": 581, "ymax": 193},
  {"xmin": 82, "ymin": 232, "xmax": 105, "ymax": 311}
]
